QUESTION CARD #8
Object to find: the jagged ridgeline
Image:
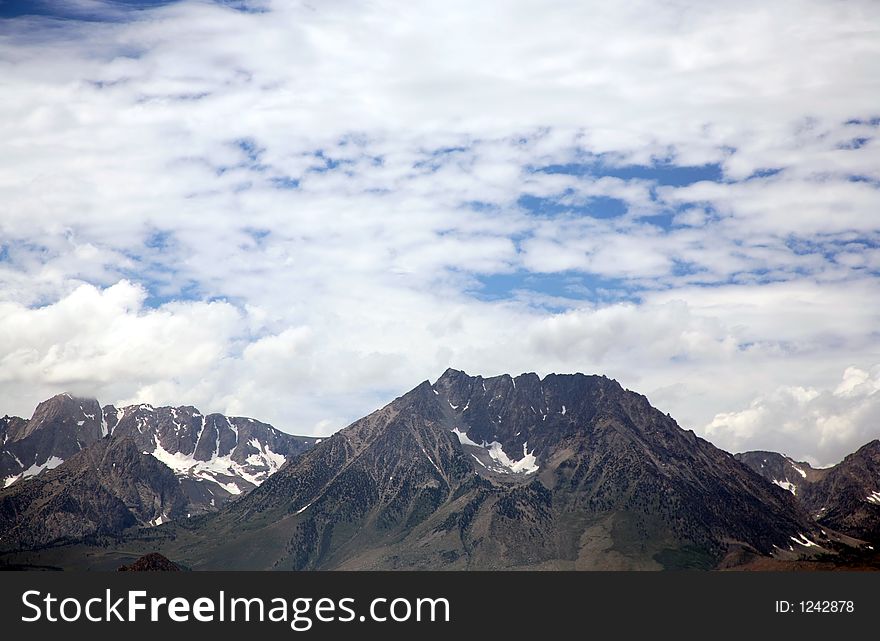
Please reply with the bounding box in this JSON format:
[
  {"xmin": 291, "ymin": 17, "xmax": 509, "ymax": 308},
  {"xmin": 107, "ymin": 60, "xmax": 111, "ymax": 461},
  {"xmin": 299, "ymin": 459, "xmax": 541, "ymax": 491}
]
[
  {"xmin": 0, "ymin": 394, "xmax": 319, "ymax": 549},
  {"xmin": 127, "ymin": 370, "xmax": 837, "ymax": 570}
]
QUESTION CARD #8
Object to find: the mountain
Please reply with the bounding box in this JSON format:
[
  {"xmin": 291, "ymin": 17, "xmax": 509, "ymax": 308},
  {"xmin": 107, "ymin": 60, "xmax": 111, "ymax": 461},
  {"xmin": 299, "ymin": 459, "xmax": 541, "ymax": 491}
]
[
  {"xmin": 2, "ymin": 394, "xmax": 105, "ymax": 487},
  {"xmin": 738, "ymin": 442, "xmax": 880, "ymax": 543},
  {"xmin": 734, "ymin": 451, "xmax": 823, "ymax": 496},
  {"xmin": 1, "ymin": 395, "xmax": 319, "ymax": 513},
  {"xmin": 103, "ymin": 403, "xmax": 319, "ymax": 511},
  {"xmin": 0, "ymin": 437, "xmax": 188, "ymax": 548},
  {"xmin": 151, "ymin": 369, "xmax": 829, "ymax": 570}
]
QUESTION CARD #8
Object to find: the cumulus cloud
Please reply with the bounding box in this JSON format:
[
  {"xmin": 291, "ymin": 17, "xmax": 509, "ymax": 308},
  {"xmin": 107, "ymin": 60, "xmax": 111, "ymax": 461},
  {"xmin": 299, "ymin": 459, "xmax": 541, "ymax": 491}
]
[
  {"xmin": 0, "ymin": 0, "xmax": 878, "ymax": 460},
  {"xmin": 0, "ymin": 280, "xmax": 242, "ymax": 404},
  {"xmin": 705, "ymin": 366, "xmax": 880, "ymax": 466}
]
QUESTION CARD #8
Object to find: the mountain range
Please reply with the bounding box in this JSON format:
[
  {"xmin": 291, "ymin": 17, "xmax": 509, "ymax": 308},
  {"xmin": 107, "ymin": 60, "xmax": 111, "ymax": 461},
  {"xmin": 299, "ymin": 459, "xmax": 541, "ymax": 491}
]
[
  {"xmin": 1, "ymin": 369, "xmax": 878, "ymax": 570},
  {"xmin": 0, "ymin": 394, "xmax": 319, "ymax": 548}
]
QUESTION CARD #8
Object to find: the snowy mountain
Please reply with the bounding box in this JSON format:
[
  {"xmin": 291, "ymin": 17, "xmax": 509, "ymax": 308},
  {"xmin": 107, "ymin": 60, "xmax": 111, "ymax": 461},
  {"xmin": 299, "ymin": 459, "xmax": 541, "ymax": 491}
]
[
  {"xmin": 103, "ymin": 402, "xmax": 319, "ymax": 509},
  {"xmin": 1, "ymin": 394, "xmax": 318, "ymax": 514},
  {"xmin": 146, "ymin": 369, "xmax": 830, "ymax": 570},
  {"xmin": 3, "ymin": 375, "xmax": 879, "ymax": 569},
  {"xmin": 734, "ymin": 451, "xmax": 819, "ymax": 497}
]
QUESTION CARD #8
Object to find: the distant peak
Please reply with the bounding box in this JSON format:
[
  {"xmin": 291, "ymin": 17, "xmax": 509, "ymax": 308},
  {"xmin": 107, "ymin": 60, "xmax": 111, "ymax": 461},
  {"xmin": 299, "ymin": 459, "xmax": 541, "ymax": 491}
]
[
  {"xmin": 436, "ymin": 367, "xmax": 469, "ymax": 383},
  {"xmin": 854, "ymin": 439, "xmax": 880, "ymax": 456},
  {"xmin": 36, "ymin": 393, "xmax": 101, "ymax": 411},
  {"xmin": 47, "ymin": 392, "xmax": 90, "ymax": 402}
]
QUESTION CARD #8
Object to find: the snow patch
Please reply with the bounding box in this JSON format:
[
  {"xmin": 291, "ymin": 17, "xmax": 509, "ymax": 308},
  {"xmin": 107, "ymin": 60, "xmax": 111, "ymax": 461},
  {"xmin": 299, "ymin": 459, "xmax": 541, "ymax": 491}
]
[
  {"xmin": 451, "ymin": 428, "xmax": 481, "ymax": 447},
  {"xmin": 790, "ymin": 533, "xmax": 819, "ymax": 548},
  {"xmin": 448, "ymin": 400, "xmax": 459, "ymax": 410},
  {"xmin": 149, "ymin": 434, "xmax": 283, "ymax": 488},
  {"xmin": 245, "ymin": 438, "xmax": 287, "ymax": 472},
  {"xmin": 773, "ymin": 479, "xmax": 797, "ymax": 495},
  {"xmin": 295, "ymin": 502, "xmax": 313, "ymax": 515},
  {"xmin": 790, "ymin": 463, "xmax": 807, "ymax": 478},
  {"xmin": 561, "ymin": 405, "xmax": 566, "ymax": 415},
  {"xmin": 216, "ymin": 480, "xmax": 242, "ymax": 495},
  {"xmin": 866, "ymin": 491, "xmax": 880, "ymax": 505},
  {"xmin": 3, "ymin": 456, "xmax": 65, "ymax": 487},
  {"xmin": 226, "ymin": 416, "xmax": 238, "ymax": 444},
  {"xmin": 420, "ymin": 447, "xmax": 443, "ymax": 476},
  {"xmin": 485, "ymin": 441, "xmax": 539, "ymax": 475}
]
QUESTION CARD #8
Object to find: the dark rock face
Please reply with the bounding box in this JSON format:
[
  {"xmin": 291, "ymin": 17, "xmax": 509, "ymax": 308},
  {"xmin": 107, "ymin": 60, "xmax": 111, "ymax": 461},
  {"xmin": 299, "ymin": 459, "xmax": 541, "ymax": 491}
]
[
  {"xmin": 734, "ymin": 451, "xmax": 825, "ymax": 496},
  {"xmin": 739, "ymin": 442, "xmax": 880, "ymax": 543},
  {"xmin": 1, "ymin": 395, "xmax": 105, "ymax": 486},
  {"xmin": 176, "ymin": 370, "xmax": 822, "ymax": 570},
  {"xmin": 118, "ymin": 553, "xmax": 181, "ymax": 571},
  {"xmin": 0, "ymin": 438, "xmax": 188, "ymax": 549},
  {"xmin": 734, "ymin": 451, "xmax": 820, "ymax": 498}
]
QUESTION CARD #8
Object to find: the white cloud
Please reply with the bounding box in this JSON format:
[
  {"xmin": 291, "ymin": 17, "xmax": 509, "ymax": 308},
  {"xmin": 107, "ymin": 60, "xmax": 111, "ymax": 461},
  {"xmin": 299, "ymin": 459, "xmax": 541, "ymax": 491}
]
[
  {"xmin": 705, "ymin": 366, "xmax": 880, "ymax": 466},
  {"xmin": 0, "ymin": 0, "xmax": 878, "ymax": 460},
  {"xmin": 0, "ymin": 280, "xmax": 242, "ymax": 405}
]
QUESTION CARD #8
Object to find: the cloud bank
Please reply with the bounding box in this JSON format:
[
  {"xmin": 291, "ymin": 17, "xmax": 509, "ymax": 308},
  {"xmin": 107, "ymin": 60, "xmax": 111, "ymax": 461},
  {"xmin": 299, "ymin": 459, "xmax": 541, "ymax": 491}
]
[{"xmin": 0, "ymin": 0, "xmax": 878, "ymax": 464}]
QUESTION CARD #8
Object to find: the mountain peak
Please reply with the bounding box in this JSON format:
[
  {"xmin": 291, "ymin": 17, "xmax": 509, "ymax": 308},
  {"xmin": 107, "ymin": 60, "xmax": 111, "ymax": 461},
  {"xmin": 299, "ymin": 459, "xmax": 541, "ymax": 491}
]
[
  {"xmin": 855, "ymin": 439, "xmax": 880, "ymax": 455},
  {"xmin": 13, "ymin": 394, "xmax": 103, "ymax": 442},
  {"xmin": 38, "ymin": 392, "xmax": 100, "ymax": 409},
  {"xmin": 435, "ymin": 367, "xmax": 470, "ymax": 385}
]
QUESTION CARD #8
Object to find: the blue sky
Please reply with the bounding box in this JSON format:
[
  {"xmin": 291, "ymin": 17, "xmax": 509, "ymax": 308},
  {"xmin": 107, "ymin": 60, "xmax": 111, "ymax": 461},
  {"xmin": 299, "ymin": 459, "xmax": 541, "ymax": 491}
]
[
  {"xmin": 0, "ymin": 0, "xmax": 176, "ymax": 20},
  {"xmin": 1, "ymin": 0, "xmax": 879, "ymax": 465}
]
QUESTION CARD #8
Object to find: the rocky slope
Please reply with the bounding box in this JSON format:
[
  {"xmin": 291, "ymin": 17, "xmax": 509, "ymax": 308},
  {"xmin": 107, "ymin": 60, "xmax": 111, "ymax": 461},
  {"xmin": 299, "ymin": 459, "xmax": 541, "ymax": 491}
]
[
  {"xmin": 734, "ymin": 451, "xmax": 822, "ymax": 497},
  {"xmin": 0, "ymin": 437, "xmax": 187, "ymax": 548},
  {"xmin": 738, "ymin": 442, "xmax": 880, "ymax": 543}
]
